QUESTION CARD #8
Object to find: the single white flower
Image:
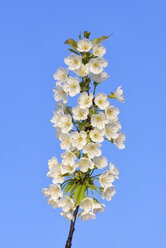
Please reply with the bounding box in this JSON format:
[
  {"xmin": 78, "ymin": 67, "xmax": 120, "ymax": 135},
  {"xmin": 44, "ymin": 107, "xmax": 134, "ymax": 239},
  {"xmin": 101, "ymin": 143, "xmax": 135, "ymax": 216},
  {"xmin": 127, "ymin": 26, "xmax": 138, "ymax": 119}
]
[
  {"xmin": 83, "ymin": 142, "xmax": 102, "ymax": 159},
  {"xmin": 115, "ymin": 86, "xmax": 124, "ymax": 103},
  {"xmin": 113, "ymin": 133, "xmax": 126, "ymax": 149},
  {"xmin": 91, "ymin": 112, "xmax": 108, "ymax": 129},
  {"xmin": 78, "ymin": 92, "xmax": 93, "ymax": 109},
  {"xmin": 99, "ymin": 170, "xmax": 115, "ymax": 189},
  {"xmin": 102, "ymin": 186, "xmax": 116, "ymax": 201},
  {"xmin": 56, "ymin": 101, "xmax": 67, "ymax": 112},
  {"xmin": 55, "ymin": 126, "xmax": 62, "ymax": 137},
  {"xmin": 59, "ymin": 133, "xmax": 71, "ymax": 150},
  {"xmin": 94, "ymin": 93, "xmax": 109, "ymax": 110},
  {"xmin": 50, "ymin": 109, "xmax": 64, "ymax": 128},
  {"xmin": 109, "ymin": 163, "xmax": 119, "ymax": 179},
  {"xmin": 90, "ymin": 128, "xmax": 105, "ymax": 143},
  {"xmin": 60, "ymin": 210, "xmax": 74, "ymax": 221},
  {"xmin": 53, "ymin": 67, "xmax": 68, "ymax": 84},
  {"xmin": 77, "ymin": 157, "xmax": 94, "ymax": 173},
  {"xmin": 59, "ymin": 114, "xmax": 73, "ymax": 133},
  {"xmin": 53, "ymin": 86, "xmax": 68, "ymax": 103},
  {"xmin": 89, "ymin": 57, "xmax": 108, "ymax": 74},
  {"xmin": 77, "ymin": 38, "xmax": 92, "ymax": 52},
  {"xmin": 59, "ymin": 196, "xmax": 75, "ymax": 212},
  {"xmin": 63, "ymin": 76, "xmax": 80, "ymax": 97},
  {"xmin": 61, "ymin": 163, "xmax": 76, "ymax": 174},
  {"xmin": 80, "ymin": 197, "xmax": 94, "ymax": 212},
  {"xmin": 79, "ymin": 211, "xmax": 96, "ymax": 221},
  {"xmin": 92, "ymin": 202, "xmax": 105, "ymax": 214},
  {"xmin": 92, "ymin": 44, "xmax": 106, "ymax": 57},
  {"xmin": 61, "ymin": 151, "xmax": 76, "ymax": 165},
  {"xmin": 64, "ymin": 54, "xmax": 82, "ymax": 71},
  {"xmin": 74, "ymin": 63, "xmax": 90, "ymax": 77},
  {"xmin": 72, "ymin": 106, "xmax": 89, "ymax": 121},
  {"xmin": 93, "ymin": 156, "xmax": 108, "ymax": 169},
  {"xmin": 105, "ymin": 106, "xmax": 119, "ymax": 122},
  {"xmin": 48, "ymin": 199, "xmax": 59, "ymax": 209},
  {"xmin": 42, "ymin": 184, "xmax": 63, "ymax": 201},
  {"xmin": 51, "ymin": 167, "xmax": 65, "ymax": 184},
  {"xmin": 90, "ymin": 71, "xmax": 110, "ymax": 82},
  {"xmin": 70, "ymin": 131, "xmax": 87, "ymax": 150},
  {"xmin": 48, "ymin": 157, "xmax": 59, "ymax": 171},
  {"xmin": 105, "ymin": 122, "xmax": 121, "ymax": 140}
]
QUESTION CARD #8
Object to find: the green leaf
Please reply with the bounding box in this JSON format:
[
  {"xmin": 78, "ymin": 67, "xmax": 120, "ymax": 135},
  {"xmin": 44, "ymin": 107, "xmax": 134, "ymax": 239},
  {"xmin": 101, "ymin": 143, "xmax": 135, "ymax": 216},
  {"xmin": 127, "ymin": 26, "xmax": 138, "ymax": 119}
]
[
  {"xmin": 84, "ymin": 31, "xmax": 91, "ymax": 39},
  {"xmin": 74, "ymin": 185, "xmax": 86, "ymax": 205},
  {"xmin": 65, "ymin": 182, "xmax": 75, "ymax": 195},
  {"xmin": 64, "ymin": 39, "xmax": 77, "ymax": 50},
  {"xmin": 92, "ymin": 35, "xmax": 112, "ymax": 45},
  {"xmin": 79, "ymin": 32, "xmax": 81, "ymax": 40},
  {"xmin": 70, "ymin": 183, "xmax": 79, "ymax": 197},
  {"xmin": 68, "ymin": 48, "xmax": 80, "ymax": 55}
]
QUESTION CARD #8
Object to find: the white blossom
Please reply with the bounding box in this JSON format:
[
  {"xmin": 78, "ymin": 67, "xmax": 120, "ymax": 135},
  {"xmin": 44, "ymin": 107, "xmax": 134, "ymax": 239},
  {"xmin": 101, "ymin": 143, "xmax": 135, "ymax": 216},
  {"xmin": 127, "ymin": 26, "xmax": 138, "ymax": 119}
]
[
  {"xmin": 78, "ymin": 92, "xmax": 93, "ymax": 109},
  {"xmin": 83, "ymin": 142, "xmax": 102, "ymax": 159},
  {"xmin": 93, "ymin": 156, "xmax": 108, "ymax": 169},
  {"xmin": 51, "ymin": 167, "xmax": 65, "ymax": 184},
  {"xmin": 94, "ymin": 93, "xmax": 109, "ymax": 110},
  {"xmin": 77, "ymin": 38, "xmax": 92, "ymax": 52},
  {"xmin": 79, "ymin": 211, "xmax": 96, "ymax": 221},
  {"xmin": 53, "ymin": 67, "xmax": 68, "ymax": 84},
  {"xmin": 102, "ymin": 186, "xmax": 116, "ymax": 201},
  {"xmin": 59, "ymin": 133, "xmax": 71, "ymax": 150},
  {"xmin": 64, "ymin": 54, "xmax": 82, "ymax": 71},
  {"xmin": 48, "ymin": 157, "xmax": 59, "ymax": 171},
  {"xmin": 42, "ymin": 184, "xmax": 63, "ymax": 201},
  {"xmin": 91, "ymin": 112, "xmax": 108, "ymax": 129},
  {"xmin": 70, "ymin": 131, "xmax": 87, "ymax": 150},
  {"xmin": 89, "ymin": 57, "xmax": 108, "ymax": 74},
  {"xmin": 77, "ymin": 157, "xmax": 94, "ymax": 173},
  {"xmin": 74, "ymin": 63, "xmax": 90, "ymax": 77},
  {"xmin": 59, "ymin": 196, "xmax": 75, "ymax": 212},
  {"xmin": 48, "ymin": 199, "xmax": 59, "ymax": 209},
  {"xmin": 105, "ymin": 106, "xmax": 119, "ymax": 122},
  {"xmin": 43, "ymin": 33, "xmax": 126, "ymax": 222},
  {"xmin": 80, "ymin": 197, "xmax": 94, "ymax": 212},
  {"xmin": 61, "ymin": 210, "xmax": 74, "ymax": 221},
  {"xmin": 59, "ymin": 114, "xmax": 73, "ymax": 133},
  {"xmin": 63, "ymin": 76, "xmax": 80, "ymax": 97},
  {"xmin": 113, "ymin": 133, "xmax": 126, "ymax": 149},
  {"xmin": 99, "ymin": 170, "xmax": 115, "ymax": 189},
  {"xmin": 61, "ymin": 151, "xmax": 76, "ymax": 166},
  {"xmin": 92, "ymin": 202, "xmax": 105, "ymax": 214},
  {"xmin": 105, "ymin": 122, "xmax": 121, "ymax": 140},
  {"xmin": 90, "ymin": 71, "xmax": 110, "ymax": 82},
  {"xmin": 92, "ymin": 44, "xmax": 106, "ymax": 57},
  {"xmin": 50, "ymin": 110, "xmax": 63, "ymax": 128},
  {"xmin": 56, "ymin": 101, "xmax": 67, "ymax": 112},
  {"xmin": 115, "ymin": 86, "xmax": 124, "ymax": 103},
  {"xmin": 90, "ymin": 128, "xmax": 105, "ymax": 142},
  {"xmin": 61, "ymin": 163, "xmax": 76, "ymax": 174},
  {"xmin": 109, "ymin": 163, "xmax": 119, "ymax": 179},
  {"xmin": 53, "ymin": 86, "xmax": 68, "ymax": 103},
  {"xmin": 72, "ymin": 106, "xmax": 89, "ymax": 121}
]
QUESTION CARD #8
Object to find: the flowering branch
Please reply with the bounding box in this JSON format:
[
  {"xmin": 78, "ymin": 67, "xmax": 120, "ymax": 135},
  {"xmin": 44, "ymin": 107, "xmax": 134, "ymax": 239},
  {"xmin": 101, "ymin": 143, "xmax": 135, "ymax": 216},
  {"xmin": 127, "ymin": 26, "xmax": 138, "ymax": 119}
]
[{"xmin": 42, "ymin": 31, "xmax": 126, "ymax": 248}]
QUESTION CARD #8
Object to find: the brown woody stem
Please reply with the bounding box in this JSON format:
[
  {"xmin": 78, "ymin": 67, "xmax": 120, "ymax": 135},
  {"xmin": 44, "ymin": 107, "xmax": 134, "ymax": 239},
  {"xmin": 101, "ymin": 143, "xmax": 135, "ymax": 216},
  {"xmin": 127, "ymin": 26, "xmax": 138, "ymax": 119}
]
[{"xmin": 65, "ymin": 206, "xmax": 79, "ymax": 248}]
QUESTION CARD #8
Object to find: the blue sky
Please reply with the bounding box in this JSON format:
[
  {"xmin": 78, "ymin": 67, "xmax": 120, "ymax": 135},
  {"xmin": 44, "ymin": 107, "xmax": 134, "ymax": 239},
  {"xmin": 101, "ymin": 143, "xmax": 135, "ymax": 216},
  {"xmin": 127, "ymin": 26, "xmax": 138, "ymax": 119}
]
[{"xmin": 0, "ymin": 0, "xmax": 166, "ymax": 247}]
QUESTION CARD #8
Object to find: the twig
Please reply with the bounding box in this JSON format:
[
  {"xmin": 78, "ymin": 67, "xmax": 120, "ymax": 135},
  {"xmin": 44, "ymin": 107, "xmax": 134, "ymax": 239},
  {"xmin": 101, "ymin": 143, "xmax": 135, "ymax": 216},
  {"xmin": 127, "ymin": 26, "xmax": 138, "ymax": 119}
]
[{"xmin": 65, "ymin": 206, "xmax": 79, "ymax": 248}]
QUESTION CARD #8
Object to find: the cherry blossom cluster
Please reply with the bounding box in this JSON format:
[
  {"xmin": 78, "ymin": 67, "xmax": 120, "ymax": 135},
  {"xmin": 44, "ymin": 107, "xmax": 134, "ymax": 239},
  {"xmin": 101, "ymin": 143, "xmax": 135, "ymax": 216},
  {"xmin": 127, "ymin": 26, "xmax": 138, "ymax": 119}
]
[{"xmin": 42, "ymin": 32, "xmax": 125, "ymax": 222}]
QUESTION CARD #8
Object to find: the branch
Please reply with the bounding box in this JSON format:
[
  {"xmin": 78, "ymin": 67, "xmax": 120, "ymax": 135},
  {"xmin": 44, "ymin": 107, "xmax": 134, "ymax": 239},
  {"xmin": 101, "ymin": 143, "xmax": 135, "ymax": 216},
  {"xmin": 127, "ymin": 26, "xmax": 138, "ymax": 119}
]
[{"xmin": 65, "ymin": 206, "xmax": 79, "ymax": 248}]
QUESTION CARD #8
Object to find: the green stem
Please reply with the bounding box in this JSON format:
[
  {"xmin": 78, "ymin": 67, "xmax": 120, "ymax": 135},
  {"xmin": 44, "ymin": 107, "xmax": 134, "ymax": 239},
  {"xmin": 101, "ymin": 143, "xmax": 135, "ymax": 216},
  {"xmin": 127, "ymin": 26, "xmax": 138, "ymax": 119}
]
[
  {"xmin": 91, "ymin": 174, "xmax": 101, "ymax": 178},
  {"xmin": 93, "ymin": 82, "xmax": 98, "ymax": 95}
]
